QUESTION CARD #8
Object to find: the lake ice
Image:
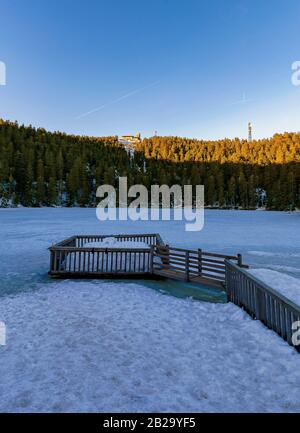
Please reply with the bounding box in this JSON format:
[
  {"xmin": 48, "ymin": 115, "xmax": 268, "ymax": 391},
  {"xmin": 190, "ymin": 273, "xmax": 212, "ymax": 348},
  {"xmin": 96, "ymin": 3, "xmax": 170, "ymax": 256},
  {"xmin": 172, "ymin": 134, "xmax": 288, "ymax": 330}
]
[{"xmin": 1, "ymin": 208, "xmax": 299, "ymax": 296}]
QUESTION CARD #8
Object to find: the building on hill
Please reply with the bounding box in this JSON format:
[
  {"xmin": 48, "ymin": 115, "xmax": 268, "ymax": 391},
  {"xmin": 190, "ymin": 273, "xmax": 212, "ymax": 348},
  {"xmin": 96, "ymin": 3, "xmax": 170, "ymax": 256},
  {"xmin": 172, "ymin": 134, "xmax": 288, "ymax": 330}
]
[
  {"xmin": 119, "ymin": 133, "xmax": 141, "ymax": 143},
  {"xmin": 118, "ymin": 133, "xmax": 141, "ymax": 157}
]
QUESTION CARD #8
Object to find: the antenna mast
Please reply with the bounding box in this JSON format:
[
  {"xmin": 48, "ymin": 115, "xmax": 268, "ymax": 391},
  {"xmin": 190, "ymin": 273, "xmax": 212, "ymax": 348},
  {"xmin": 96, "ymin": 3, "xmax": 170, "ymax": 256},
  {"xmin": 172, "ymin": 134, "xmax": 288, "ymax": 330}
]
[{"xmin": 248, "ymin": 122, "xmax": 252, "ymax": 142}]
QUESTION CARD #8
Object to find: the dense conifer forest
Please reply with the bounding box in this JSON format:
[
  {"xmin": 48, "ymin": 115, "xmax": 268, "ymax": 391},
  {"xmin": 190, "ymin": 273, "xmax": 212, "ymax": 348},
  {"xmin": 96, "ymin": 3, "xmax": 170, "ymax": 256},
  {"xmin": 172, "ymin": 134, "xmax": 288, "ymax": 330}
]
[{"xmin": 0, "ymin": 119, "xmax": 299, "ymax": 210}]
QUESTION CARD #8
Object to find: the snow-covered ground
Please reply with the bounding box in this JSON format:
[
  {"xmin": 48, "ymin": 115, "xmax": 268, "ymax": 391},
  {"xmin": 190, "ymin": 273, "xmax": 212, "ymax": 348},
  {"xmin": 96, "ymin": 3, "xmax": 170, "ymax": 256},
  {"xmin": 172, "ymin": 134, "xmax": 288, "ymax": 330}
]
[
  {"xmin": 0, "ymin": 208, "xmax": 300, "ymax": 412},
  {"xmin": 1, "ymin": 280, "xmax": 300, "ymax": 413}
]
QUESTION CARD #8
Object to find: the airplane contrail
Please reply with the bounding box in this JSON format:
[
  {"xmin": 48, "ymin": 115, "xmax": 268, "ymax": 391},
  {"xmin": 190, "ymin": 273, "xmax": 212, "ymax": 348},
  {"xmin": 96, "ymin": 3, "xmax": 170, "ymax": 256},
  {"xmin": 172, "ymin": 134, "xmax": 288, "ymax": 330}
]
[
  {"xmin": 229, "ymin": 92, "xmax": 255, "ymax": 106},
  {"xmin": 76, "ymin": 80, "xmax": 161, "ymax": 119}
]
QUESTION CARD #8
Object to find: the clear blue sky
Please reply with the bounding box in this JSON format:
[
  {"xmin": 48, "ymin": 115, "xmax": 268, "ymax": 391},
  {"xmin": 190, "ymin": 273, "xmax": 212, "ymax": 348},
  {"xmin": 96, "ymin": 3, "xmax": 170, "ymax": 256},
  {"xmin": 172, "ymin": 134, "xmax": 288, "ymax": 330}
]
[{"xmin": 0, "ymin": 0, "xmax": 300, "ymax": 139}]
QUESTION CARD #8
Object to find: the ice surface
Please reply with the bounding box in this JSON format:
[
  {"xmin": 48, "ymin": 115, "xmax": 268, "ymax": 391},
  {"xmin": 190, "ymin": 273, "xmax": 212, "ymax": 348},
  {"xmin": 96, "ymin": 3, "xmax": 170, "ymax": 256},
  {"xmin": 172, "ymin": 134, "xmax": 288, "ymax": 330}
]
[
  {"xmin": 1, "ymin": 280, "xmax": 300, "ymax": 413},
  {"xmin": 0, "ymin": 208, "xmax": 299, "ymax": 296}
]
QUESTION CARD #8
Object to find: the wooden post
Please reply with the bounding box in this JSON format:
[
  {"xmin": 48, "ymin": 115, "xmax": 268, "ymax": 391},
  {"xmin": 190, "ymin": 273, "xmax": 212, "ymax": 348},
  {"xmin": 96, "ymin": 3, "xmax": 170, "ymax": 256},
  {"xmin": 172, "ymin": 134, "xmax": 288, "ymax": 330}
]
[
  {"xmin": 255, "ymin": 287, "xmax": 263, "ymax": 321},
  {"xmin": 185, "ymin": 251, "xmax": 189, "ymax": 282},
  {"xmin": 150, "ymin": 245, "xmax": 154, "ymax": 274},
  {"xmin": 49, "ymin": 250, "xmax": 54, "ymax": 273},
  {"xmin": 73, "ymin": 251, "xmax": 77, "ymax": 272},
  {"xmin": 78, "ymin": 251, "xmax": 81, "ymax": 271},
  {"xmin": 160, "ymin": 244, "xmax": 169, "ymax": 267},
  {"xmin": 237, "ymin": 253, "xmax": 243, "ymax": 267},
  {"xmin": 165, "ymin": 244, "xmax": 170, "ymax": 267},
  {"xmin": 198, "ymin": 248, "xmax": 202, "ymax": 276},
  {"xmin": 224, "ymin": 260, "xmax": 230, "ymax": 296},
  {"xmin": 56, "ymin": 251, "xmax": 61, "ymax": 271}
]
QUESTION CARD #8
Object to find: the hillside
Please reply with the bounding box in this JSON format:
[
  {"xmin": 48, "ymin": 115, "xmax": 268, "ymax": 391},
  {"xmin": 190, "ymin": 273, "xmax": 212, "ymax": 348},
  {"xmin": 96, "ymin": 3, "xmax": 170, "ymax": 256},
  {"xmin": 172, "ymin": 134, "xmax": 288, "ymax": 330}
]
[{"xmin": 0, "ymin": 120, "xmax": 299, "ymax": 210}]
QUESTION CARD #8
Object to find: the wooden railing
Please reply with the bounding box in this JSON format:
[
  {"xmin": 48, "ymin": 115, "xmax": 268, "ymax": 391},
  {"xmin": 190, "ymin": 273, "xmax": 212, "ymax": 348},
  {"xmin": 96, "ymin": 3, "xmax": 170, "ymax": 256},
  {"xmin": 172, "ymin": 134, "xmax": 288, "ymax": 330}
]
[
  {"xmin": 225, "ymin": 260, "xmax": 300, "ymax": 352},
  {"xmin": 153, "ymin": 245, "xmax": 245, "ymax": 288},
  {"xmin": 49, "ymin": 233, "xmax": 162, "ymax": 277},
  {"xmin": 74, "ymin": 233, "xmax": 164, "ymax": 248},
  {"xmin": 50, "ymin": 246, "xmax": 152, "ymax": 276}
]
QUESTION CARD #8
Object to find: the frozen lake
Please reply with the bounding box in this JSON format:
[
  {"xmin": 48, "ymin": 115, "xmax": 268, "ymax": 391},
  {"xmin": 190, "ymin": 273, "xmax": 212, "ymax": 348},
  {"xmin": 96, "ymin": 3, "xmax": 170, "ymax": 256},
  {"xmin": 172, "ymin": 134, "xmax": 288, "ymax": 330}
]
[
  {"xmin": 0, "ymin": 208, "xmax": 300, "ymax": 412},
  {"xmin": 0, "ymin": 208, "xmax": 299, "ymax": 296}
]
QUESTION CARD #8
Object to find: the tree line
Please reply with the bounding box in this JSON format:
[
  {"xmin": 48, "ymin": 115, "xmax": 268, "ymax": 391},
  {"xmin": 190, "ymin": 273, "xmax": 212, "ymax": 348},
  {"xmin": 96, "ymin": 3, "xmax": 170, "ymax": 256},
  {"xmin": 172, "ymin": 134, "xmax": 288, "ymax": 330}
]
[{"xmin": 0, "ymin": 119, "xmax": 299, "ymax": 210}]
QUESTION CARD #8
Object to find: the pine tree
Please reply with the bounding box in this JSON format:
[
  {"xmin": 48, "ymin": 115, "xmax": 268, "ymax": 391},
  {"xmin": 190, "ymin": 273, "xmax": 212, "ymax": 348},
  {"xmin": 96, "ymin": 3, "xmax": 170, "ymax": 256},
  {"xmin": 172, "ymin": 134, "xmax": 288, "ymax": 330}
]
[{"xmin": 0, "ymin": 120, "xmax": 299, "ymax": 209}]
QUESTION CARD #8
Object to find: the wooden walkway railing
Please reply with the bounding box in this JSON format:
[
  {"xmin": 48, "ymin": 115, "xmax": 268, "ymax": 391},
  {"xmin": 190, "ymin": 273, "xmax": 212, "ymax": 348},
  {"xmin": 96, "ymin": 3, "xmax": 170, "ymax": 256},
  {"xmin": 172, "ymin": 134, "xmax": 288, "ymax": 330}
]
[
  {"xmin": 152, "ymin": 244, "xmax": 245, "ymax": 288},
  {"xmin": 225, "ymin": 260, "xmax": 300, "ymax": 352},
  {"xmin": 50, "ymin": 247, "xmax": 152, "ymax": 276}
]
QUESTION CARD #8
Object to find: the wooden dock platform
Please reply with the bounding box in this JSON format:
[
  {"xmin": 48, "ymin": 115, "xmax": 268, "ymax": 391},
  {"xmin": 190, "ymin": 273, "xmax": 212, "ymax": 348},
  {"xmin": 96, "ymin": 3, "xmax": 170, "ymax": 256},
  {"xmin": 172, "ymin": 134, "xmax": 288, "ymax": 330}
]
[{"xmin": 49, "ymin": 233, "xmax": 246, "ymax": 289}]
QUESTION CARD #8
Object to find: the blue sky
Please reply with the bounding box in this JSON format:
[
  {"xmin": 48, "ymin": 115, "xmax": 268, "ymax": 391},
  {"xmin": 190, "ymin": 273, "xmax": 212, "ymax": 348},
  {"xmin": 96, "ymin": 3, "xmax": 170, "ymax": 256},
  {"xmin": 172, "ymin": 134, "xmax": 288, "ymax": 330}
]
[{"xmin": 0, "ymin": 0, "xmax": 300, "ymax": 139}]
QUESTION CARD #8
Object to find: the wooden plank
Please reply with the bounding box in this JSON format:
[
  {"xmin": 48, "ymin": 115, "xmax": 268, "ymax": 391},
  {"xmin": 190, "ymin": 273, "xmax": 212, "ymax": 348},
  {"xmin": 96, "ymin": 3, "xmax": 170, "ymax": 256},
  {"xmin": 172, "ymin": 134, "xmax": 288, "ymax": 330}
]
[
  {"xmin": 202, "ymin": 251, "xmax": 238, "ymax": 260},
  {"xmin": 155, "ymin": 251, "xmax": 185, "ymax": 261},
  {"xmin": 156, "ymin": 256, "xmax": 186, "ymax": 267},
  {"xmin": 188, "ymin": 261, "xmax": 225, "ymax": 271},
  {"xmin": 201, "ymin": 257, "xmax": 226, "ymax": 266},
  {"xmin": 198, "ymin": 248, "xmax": 202, "ymax": 276}
]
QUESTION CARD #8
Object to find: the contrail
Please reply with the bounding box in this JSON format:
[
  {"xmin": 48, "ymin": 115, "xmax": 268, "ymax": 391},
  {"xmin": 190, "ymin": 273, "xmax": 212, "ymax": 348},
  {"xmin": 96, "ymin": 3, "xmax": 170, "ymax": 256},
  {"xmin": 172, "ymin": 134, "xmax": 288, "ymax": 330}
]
[
  {"xmin": 229, "ymin": 92, "xmax": 255, "ymax": 106},
  {"xmin": 76, "ymin": 80, "xmax": 160, "ymax": 119}
]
